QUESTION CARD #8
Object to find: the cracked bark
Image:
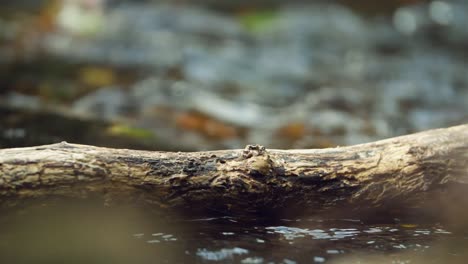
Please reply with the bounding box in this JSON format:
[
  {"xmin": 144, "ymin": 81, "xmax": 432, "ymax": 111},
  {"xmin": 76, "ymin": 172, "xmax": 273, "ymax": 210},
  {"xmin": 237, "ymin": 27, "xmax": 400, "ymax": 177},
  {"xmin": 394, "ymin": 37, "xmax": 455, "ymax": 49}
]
[{"xmin": 0, "ymin": 124, "xmax": 467, "ymax": 214}]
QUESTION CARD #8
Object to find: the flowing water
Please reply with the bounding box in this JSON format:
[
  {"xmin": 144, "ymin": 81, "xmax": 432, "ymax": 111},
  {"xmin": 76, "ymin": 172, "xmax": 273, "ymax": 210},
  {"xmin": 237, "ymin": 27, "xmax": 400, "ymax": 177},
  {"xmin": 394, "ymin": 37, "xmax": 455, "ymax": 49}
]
[{"xmin": 1, "ymin": 202, "xmax": 467, "ymax": 264}]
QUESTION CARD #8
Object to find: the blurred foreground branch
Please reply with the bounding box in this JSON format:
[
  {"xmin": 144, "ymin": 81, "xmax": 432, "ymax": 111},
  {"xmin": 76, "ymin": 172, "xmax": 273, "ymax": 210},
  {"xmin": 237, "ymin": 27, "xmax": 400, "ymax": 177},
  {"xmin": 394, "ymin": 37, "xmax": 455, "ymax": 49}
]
[{"xmin": 0, "ymin": 124, "xmax": 467, "ymax": 214}]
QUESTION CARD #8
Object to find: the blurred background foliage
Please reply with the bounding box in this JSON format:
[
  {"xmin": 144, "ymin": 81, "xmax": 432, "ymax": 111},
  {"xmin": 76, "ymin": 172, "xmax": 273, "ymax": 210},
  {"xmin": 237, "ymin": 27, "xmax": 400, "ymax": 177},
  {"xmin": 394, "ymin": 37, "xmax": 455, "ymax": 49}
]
[{"xmin": 0, "ymin": 0, "xmax": 466, "ymax": 151}]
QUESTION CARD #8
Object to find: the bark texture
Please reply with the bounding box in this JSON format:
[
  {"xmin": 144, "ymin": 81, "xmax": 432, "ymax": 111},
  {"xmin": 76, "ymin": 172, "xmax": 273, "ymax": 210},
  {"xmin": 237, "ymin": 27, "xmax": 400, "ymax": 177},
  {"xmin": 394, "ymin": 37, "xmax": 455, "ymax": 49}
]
[{"xmin": 0, "ymin": 124, "xmax": 467, "ymax": 214}]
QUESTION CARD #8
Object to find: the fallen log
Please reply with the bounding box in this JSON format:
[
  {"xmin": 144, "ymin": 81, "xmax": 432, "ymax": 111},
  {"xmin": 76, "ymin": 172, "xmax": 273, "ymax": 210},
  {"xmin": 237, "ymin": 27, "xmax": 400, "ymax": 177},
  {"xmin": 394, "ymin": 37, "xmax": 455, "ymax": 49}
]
[{"xmin": 0, "ymin": 124, "xmax": 467, "ymax": 214}]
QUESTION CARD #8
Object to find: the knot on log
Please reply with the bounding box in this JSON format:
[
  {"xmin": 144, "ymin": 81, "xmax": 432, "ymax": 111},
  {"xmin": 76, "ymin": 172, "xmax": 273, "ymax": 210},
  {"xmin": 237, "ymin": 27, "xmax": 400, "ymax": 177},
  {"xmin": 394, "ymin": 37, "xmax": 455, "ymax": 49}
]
[
  {"xmin": 240, "ymin": 145, "xmax": 276, "ymax": 178},
  {"xmin": 241, "ymin": 144, "xmax": 266, "ymax": 159}
]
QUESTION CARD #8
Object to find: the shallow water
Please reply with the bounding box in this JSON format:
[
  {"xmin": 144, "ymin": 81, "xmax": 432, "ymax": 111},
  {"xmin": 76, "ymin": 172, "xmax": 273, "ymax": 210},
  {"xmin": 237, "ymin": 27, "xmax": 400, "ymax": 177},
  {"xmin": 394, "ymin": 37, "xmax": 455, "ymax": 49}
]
[
  {"xmin": 1, "ymin": 202, "xmax": 467, "ymax": 264},
  {"xmin": 142, "ymin": 217, "xmax": 467, "ymax": 263}
]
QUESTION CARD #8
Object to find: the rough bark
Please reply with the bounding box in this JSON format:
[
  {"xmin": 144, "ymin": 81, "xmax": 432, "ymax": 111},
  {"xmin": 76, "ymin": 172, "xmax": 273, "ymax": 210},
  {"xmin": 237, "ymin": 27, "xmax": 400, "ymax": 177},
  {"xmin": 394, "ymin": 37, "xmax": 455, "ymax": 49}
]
[{"xmin": 0, "ymin": 124, "xmax": 467, "ymax": 214}]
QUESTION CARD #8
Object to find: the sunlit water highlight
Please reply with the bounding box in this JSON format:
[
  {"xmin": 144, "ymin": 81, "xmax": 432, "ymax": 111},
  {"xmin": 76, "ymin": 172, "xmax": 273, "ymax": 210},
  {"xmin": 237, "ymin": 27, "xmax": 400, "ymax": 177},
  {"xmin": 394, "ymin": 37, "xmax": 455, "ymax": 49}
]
[
  {"xmin": 132, "ymin": 216, "xmax": 465, "ymax": 263},
  {"xmin": 1, "ymin": 203, "xmax": 467, "ymax": 263}
]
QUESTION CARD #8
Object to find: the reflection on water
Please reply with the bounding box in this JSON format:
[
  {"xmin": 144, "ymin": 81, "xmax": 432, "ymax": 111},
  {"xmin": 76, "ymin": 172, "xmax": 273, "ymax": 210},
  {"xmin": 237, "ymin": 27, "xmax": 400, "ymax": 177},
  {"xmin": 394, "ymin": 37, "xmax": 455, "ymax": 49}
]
[{"xmin": 1, "ymin": 201, "xmax": 466, "ymax": 263}]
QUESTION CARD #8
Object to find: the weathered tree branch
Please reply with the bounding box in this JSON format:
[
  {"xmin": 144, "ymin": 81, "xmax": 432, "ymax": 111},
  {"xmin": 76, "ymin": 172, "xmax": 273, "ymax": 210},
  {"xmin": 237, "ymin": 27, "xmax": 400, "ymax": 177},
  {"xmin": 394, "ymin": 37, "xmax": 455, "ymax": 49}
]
[{"xmin": 0, "ymin": 124, "xmax": 467, "ymax": 214}]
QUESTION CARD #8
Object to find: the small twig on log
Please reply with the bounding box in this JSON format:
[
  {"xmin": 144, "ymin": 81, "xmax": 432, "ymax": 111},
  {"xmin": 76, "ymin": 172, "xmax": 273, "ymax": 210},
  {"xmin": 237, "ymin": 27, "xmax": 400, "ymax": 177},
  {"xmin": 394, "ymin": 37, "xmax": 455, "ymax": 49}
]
[{"xmin": 0, "ymin": 124, "xmax": 467, "ymax": 214}]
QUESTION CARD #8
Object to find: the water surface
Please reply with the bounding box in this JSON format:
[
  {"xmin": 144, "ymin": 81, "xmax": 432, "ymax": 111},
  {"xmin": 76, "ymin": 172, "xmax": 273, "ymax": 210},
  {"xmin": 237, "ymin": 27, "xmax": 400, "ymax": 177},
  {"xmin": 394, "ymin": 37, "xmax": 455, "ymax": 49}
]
[{"xmin": 1, "ymin": 202, "xmax": 466, "ymax": 263}]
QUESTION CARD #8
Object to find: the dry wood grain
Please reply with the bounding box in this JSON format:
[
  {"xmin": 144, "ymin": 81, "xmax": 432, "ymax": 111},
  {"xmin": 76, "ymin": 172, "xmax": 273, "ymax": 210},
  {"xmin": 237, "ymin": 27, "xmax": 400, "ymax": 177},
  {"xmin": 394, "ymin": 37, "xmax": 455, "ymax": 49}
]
[{"xmin": 0, "ymin": 124, "xmax": 467, "ymax": 214}]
